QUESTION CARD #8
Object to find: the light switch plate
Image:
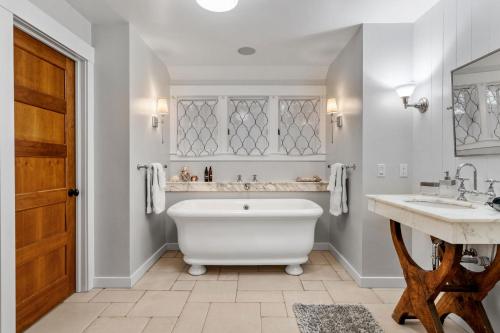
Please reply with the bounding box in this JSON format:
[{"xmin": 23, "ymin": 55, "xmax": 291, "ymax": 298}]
[
  {"xmin": 377, "ymin": 164, "xmax": 386, "ymax": 177},
  {"xmin": 400, "ymin": 163, "xmax": 408, "ymax": 178}
]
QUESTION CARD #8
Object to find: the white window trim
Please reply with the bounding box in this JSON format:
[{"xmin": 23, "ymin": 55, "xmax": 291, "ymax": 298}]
[{"xmin": 169, "ymin": 85, "xmax": 327, "ymax": 161}]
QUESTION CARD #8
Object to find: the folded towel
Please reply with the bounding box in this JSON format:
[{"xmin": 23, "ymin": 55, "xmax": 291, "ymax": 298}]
[
  {"xmin": 327, "ymin": 163, "xmax": 348, "ymax": 216},
  {"xmin": 152, "ymin": 163, "xmax": 166, "ymax": 214},
  {"xmin": 146, "ymin": 163, "xmax": 166, "ymax": 214}
]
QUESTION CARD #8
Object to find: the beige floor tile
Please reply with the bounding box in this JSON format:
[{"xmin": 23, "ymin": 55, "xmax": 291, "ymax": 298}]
[
  {"xmin": 150, "ymin": 258, "xmax": 186, "ymax": 273},
  {"xmin": 372, "ymin": 288, "xmax": 405, "ymax": 304},
  {"xmin": 220, "ymin": 266, "xmax": 259, "ymax": 273},
  {"xmin": 162, "ymin": 251, "xmax": 179, "ymax": 258},
  {"xmin": 258, "ymin": 265, "xmax": 285, "ymax": 272},
  {"xmin": 238, "ymin": 272, "xmax": 303, "ymax": 291},
  {"xmin": 300, "ymin": 264, "xmax": 341, "ymax": 281},
  {"xmin": 260, "ymin": 302, "xmax": 287, "ymax": 317},
  {"xmin": 143, "ymin": 317, "xmax": 177, "ymax": 333},
  {"xmin": 236, "ymin": 291, "xmax": 283, "ymax": 303},
  {"xmin": 100, "ymin": 303, "xmax": 134, "ymax": 317},
  {"xmin": 189, "ymin": 281, "xmax": 237, "ymax": 302},
  {"xmin": 324, "ymin": 281, "xmax": 382, "ymax": 304},
  {"xmin": 85, "ymin": 317, "xmax": 149, "ymax": 333},
  {"xmin": 177, "ymin": 267, "xmax": 220, "ymax": 281},
  {"xmin": 307, "ymin": 251, "xmax": 329, "ymax": 265},
  {"xmin": 172, "ymin": 302, "xmax": 209, "ymax": 333},
  {"xmin": 283, "ymin": 291, "xmax": 333, "ymax": 317},
  {"xmin": 133, "ymin": 271, "xmax": 179, "ymax": 290},
  {"xmin": 262, "ymin": 317, "xmax": 300, "ymax": 333},
  {"xmin": 337, "ymin": 270, "xmax": 354, "ymax": 281},
  {"xmin": 172, "ymin": 281, "xmax": 196, "ymax": 291},
  {"xmin": 91, "ymin": 289, "xmax": 144, "ymax": 303},
  {"xmin": 25, "ymin": 302, "xmax": 108, "ymax": 333},
  {"xmin": 301, "ymin": 280, "xmax": 325, "ymax": 291},
  {"xmin": 218, "ymin": 271, "xmax": 238, "ymax": 281},
  {"xmin": 322, "ymin": 251, "xmax": 345, "ymax": 271},
  {"xmin": 364, "ymin": 304, "xmax": 468, "ymax": 333},
  {"xmin": 202, "ymin": 303, "xmax": 261, "ymax": 333},
  {"xmin": 129, "ymin": 291, "xmax": 189, "ymax": 317},
  {"xmin": 65, "ymin": 289, "xmax": 102, "ymax": 303}
]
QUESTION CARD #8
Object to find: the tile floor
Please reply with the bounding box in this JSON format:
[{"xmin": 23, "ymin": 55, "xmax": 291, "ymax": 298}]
[{"xmin": 26, "ymin": 251, "xmax": 468, "ymax": 333}]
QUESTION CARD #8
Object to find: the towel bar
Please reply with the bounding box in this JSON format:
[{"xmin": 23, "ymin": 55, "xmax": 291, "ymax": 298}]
[
  {"xmin": 137, "ymin": 164, "xmax": 168, "ymax": 170},
  {"xmin": 327, "ymin": 163, "xmax": 356, "ymax": 170}
]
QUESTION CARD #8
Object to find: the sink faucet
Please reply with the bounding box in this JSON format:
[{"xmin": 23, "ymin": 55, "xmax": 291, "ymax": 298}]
[{"xmin": 455, "ymin": 163, "xmax": 478, "ymax": 201}]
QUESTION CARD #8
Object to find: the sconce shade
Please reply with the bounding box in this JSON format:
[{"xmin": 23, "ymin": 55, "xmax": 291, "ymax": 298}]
[
  {"xmin": 327, "ymin": 98, "xmax": 338, "ymax": 114},
  {"xmin": 156, "ymin": 98, "xmax": 169, "ymax": 115},
  {"xmin": 395, "ymin": 83, "xmax": 416, "ymax": 98}
]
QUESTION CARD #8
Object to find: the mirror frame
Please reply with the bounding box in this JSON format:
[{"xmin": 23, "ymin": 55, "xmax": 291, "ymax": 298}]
[{"xmin": 452, "ymin": 47, "xmax": 500, "ymax": 157}]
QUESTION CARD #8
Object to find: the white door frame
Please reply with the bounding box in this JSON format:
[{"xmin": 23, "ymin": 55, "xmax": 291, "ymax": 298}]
[{"xmin": 0, "ymin": 1, "xmax": 94, "ymax": 332}]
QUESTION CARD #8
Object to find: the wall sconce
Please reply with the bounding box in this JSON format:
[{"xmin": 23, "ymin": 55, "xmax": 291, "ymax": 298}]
[
  {"xmin": 327, "ymin": 98, "xmax": 342, "ymax": 143},
  {"xmin": 395, "ymin": 83, "xmax": 429, "ymax": 113},
  {"xmin": 152, "ymin": 98, "xmax": 169, "ymax": 128}
]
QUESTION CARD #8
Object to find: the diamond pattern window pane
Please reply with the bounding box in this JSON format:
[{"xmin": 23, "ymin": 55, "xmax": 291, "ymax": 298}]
[
  {"xmin": 177, "ymin": 98, "xmax": 218, "ymax": 157},
  {"xmin": 486, "ymin": 84, "xmax": 500, "ymax": 139},
  {"xmin": 228, "ymin": 97, "xmax": 269, "ymax": 155},
  {"xmin": 279, "ymin": 98, "xmax": 321, "ymax": 155},
  {"xmin": 453, "ymin": 86, "xmax": 481, "ymax": 145}
]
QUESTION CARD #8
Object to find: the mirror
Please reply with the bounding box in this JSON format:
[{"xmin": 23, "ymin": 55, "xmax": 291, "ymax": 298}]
[{"xmin": 452, "ymin": 49, "xmax": 500, "ymax": 156}]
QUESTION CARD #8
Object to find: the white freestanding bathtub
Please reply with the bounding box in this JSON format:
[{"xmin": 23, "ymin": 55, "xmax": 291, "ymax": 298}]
[{"xmin": 167, "ymin": 199, "xmax": 323, "ymax": 276}]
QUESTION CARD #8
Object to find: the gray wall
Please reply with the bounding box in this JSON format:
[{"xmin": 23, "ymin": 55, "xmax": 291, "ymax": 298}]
[
  {"xmin": 326, "ymin": 24, "xmax": 414, "ymax": 280},
  {"xmin": 326, "ymin": 27, "xmax": 364, "ymax": 272},
  {"xmin": 93, "ymin": 23, "xmax": 170, "ymax": 279},
  {"xmin": 28, "ymin": 0, "xmax": 92, "ymax": 44},
  {"xmin": 361, "ymin": 24, "xmax": 414, "ymax": 277},
  {"xmin": 93, "ymin": 24, "xmax": 131, "ymax": 278},
  {"xmin": 412, "ymin": 0, "xmax": 500, "ymax": 329},
  {"xmin": 129, "ymin": 26, "xmax": 170, "ymax": 272}
]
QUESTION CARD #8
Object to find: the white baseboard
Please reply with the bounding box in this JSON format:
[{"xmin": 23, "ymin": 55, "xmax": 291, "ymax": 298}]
[
  {"xmin": 93, "ymin": 243, "xmax": 168, "ymax": 288},
  {"xmin": 312, "ymin": 242, "xmax": 330, "ymax": 250},
  {"xmin": 327, "ymin": 243, "xmax": 406, "ymax": 288},
  {"xmin": 166, "ymin": 242, "xmax": 180, "ymax": 250}
]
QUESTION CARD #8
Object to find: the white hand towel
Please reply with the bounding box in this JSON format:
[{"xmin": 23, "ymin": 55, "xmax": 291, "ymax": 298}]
[
  {"xmin": 341, "ymin": 166, "xmax": 349, "ymax": 214},
  {"xmin": 146, "ymin": 165, "xmax": 153, "ymax": 214},
  {"xmin": 327, "ymin": 163, "xmax": 343, "ymax": 216},
  {"xmin": 151, "ymin": 163, "xmax": 166, "ymax": 214}
]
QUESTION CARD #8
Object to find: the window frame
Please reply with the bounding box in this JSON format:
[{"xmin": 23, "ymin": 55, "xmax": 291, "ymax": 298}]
[{"xmin": 169, "ymin": 85, "xmax": 327, "ymax": 161}]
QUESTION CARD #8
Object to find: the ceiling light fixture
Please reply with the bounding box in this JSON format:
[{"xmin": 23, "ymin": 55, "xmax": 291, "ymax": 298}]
[
  {"xmin": 196, "ymin": 0, "xmax": 239, "ymax": 12},
  {"xmin": 238, "ymin": 47, "xmax": 256, "ymax": 56}
]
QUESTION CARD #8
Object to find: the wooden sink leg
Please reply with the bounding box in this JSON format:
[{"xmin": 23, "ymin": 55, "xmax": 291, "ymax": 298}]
[
  {"xmin": 438, "ymin": 293, "xmax": 493, "ymax": 333},
  {"xmin": 389, "ymin": 220, "xmax": 463, "ymax": 333}
]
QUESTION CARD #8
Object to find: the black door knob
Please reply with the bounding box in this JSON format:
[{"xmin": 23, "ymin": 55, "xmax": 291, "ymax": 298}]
[{"xmin": 68, "ymin": 188, "xmax": 80, "ymax": 197}]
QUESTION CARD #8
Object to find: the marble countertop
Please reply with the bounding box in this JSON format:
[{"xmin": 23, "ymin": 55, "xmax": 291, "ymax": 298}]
[
  {"xmin": 164, "ymin": 181, "xmax": 329, "ymax": 192},
  {"xmin": 367, "ymin": 194, "xmax": 500, "ymax": 244}
]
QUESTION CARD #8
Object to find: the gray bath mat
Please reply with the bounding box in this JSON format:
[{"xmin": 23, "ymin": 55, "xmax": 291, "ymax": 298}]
[{"xmin": 293, "ymin": 304, "xmax": 384, "ymax": 333}]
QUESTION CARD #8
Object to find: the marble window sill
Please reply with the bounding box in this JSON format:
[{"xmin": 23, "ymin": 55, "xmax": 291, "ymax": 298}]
[{"xmin": 164, "ymin": 181, "xmax": 329, "ymax": 192}]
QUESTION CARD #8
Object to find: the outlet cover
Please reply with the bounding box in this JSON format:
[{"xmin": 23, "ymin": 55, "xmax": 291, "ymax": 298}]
[
  {"xmin": 377, "ymin": 164, "xmax": 386, "ymax": 177},
  {"xmin": 400, "ymin": 163, "xmax": 408, "ymax": 178}
]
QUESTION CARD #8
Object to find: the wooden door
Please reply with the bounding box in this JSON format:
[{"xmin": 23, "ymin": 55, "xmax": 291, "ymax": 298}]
[{"xmin": 14, "ymin": 28, "xmax": 76, "ymax": 332}]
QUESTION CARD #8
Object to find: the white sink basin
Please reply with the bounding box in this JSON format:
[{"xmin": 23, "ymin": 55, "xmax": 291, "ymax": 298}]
[{"xmin": 404, "ymin": 198, "xmax": 475, "ymax": 210}]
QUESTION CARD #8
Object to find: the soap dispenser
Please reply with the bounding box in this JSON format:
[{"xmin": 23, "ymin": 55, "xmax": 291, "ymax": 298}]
[{"xmin": 439, "ymin": 171, "xmax": 457, "ymax": 198}]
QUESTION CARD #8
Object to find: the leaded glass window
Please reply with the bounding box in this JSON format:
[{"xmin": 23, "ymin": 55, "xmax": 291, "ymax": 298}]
[
  {"xmin": 453, "ymin": 86, "xmax": 481, "ymax": 144},
  {"xmin": 228, "ymin": 97, "xmax": 269, "ymax": 155},
  {"xmin": 279, "ymin": 98, "xmax": 321, "ymax": 155},
  {"xmin": 486, "ymin": 84, "xmax": 500, "ymax": 139},
  {"xmin": 177, "ymin": 98, "xmax": 218, "ymax": 157}
]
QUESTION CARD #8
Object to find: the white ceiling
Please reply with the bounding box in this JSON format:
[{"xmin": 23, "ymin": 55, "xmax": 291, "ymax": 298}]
[{"xmin": 68, "ymin": 0, "xmax": 440, "ymax": 82}]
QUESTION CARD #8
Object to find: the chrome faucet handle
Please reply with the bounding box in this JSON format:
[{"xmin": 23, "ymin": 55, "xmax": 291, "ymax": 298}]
[
  {"xmin": 484, "ymin": 179, "xmax": 499, "ymax": 203},
  {"xmin": 456, "ymin": 177, "xmax": 469, "ymax": 201},
  {"xmin": 236, "ymin": 174, "xmax": 242, "ymax": 182},
  {"xmin": 252, "ymin": 174, "xmax": 258, "ymax": 182}
]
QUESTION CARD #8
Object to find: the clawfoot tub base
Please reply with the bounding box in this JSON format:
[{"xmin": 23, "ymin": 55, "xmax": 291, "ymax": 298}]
[
  {"xmin": 188, "ymin": 265, "xmax": 207, "ymax": 276},
  {"xmin": 285, "ymin": 264, "xmax": 303, "ymax": 276}
]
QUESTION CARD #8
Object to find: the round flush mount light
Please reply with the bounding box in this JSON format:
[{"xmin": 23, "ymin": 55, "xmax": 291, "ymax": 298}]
[
  {"xmin": 238, "ymin": 47, "xmax": 256, "ymax": 55},
  {"xmin": 196, "ymin": 0, "xmax": 239, "ymax": 12}
]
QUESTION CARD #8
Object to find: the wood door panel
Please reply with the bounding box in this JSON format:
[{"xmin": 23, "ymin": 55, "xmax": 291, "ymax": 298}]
[
  {"xmin": 15, "ymin": 102, "xmax": 65, "ymax": 144},
  {"xmin": 14, "ymin": 27, "xmax": 76, "ymax": 332},
  {"xmin": 16, "ymin": 203, "xmax": 66, "ymax": 249},
  {"xmin": 14, "ymin": 47, "xmax": 66, "ymax": 99}
]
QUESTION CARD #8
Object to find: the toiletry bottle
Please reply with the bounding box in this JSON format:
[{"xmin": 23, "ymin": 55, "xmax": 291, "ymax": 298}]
[
  {"xmin": 208, "ymin": 166, "xmax": 213, "ymax": 182},
  {"xmin": 204, "ymin": 167, "xmax": 209, "ymax": 182},
  {"xmin": 439, "ymin": 171, "xmax": 457, "ymax": 198}
]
